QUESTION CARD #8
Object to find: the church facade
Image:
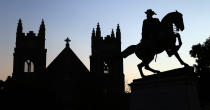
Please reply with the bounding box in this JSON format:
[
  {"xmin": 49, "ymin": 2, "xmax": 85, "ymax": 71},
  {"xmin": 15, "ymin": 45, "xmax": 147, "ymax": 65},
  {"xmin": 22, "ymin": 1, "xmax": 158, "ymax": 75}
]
[{"xmin": 0, "ymin": 19, "xmax": 129, "ymax": 110}]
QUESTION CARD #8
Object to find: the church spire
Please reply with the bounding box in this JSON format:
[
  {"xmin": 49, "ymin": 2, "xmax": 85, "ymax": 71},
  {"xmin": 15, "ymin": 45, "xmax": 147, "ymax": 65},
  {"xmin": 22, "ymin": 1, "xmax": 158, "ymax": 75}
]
[
  {"xmin": 111, "ymin": 29, "xmax": 115, "ymax": 38},
  {"xmin": 38, "ymin": 19, "xmax": 45, "ymax": 38},
  {"xmin": 116, "ymin": 24, "xmax": 121, "ymax": 40},
  {"xmin": 17, "ymin": 19, "xmax": 23, "ymax": 35},
  {"xmin": 96, "ymin": 22, "xmax": 101, "ymax": 37},
  {"xmin": 92, "ymin": 28, "xmax": 95, "ymax": 37}
]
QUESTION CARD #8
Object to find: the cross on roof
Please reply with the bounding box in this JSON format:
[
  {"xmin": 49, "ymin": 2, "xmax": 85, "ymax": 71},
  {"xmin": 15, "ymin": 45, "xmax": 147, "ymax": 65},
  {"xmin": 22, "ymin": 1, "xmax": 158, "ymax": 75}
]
[{"xmin": 65, "ymin": 37, "xmax": 71, "ymax": 47}]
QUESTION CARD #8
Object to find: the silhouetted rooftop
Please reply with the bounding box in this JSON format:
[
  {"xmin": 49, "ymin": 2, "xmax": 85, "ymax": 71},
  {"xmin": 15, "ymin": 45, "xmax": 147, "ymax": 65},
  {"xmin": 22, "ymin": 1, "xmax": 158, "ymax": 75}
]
[{"xmin": 46, "ymin": 44, "xmax": 89, "ymax": 74}]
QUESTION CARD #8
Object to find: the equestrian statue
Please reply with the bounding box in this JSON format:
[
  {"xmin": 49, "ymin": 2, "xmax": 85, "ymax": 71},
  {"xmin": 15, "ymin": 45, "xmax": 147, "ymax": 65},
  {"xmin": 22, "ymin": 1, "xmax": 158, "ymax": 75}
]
[{"xmin": 121, "ymin": 9, "xmax": 189, "ymax": 78}]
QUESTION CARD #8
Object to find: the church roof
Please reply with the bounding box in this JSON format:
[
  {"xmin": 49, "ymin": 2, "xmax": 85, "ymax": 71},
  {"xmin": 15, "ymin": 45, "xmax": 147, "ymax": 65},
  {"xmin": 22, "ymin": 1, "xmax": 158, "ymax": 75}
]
[{"xmin": 46, "ymin": 40, "xmax": 89, "ymax": 75}]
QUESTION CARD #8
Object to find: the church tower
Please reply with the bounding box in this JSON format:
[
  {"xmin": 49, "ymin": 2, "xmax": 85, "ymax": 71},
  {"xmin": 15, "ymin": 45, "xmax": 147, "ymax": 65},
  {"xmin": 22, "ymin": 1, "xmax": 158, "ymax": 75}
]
[
  {"xmin": 90, "ymin": 23, "xmax": 125, "ymax": 109},
  {"xmin": 13, "ymin": 19, "xmax": 47, "ymax": 76}
]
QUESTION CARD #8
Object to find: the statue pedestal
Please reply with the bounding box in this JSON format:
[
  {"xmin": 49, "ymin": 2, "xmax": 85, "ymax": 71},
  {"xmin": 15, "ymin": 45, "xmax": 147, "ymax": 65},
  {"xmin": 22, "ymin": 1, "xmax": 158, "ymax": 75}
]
[{"xmin": 129, "ymin": 67, "xmax": 201, "ymax": 110}]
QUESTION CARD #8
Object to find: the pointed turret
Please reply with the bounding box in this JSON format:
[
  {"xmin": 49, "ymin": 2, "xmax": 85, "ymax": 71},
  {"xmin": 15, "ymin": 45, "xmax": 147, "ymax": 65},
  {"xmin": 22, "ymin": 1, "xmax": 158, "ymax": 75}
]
[
  {"xmin": 111, "ymin": 29, "xmax": 115, "ymax": 38},
  {"xmin": 96, "ymin": 22, "xmax": 101, "ymax": 37},
  {"xmin": 92, "ymin": 28, "xmax": 95, "ymax": 38},
  {"xmin": 91, "ymin": 28, "xmax": 97, "ymax": 55},
  {"xmin": 17, "ymin": 19, "xmax": 23, "ymax": 36},
  {"xmin": 38, "ymin": 19, "xmax": 45, "ymax": 38},
  {"xmin": 13, "ymin": 19, "xmax": 47, "ymax": 74},
  {"xmin": 116, "ymin": 24, "xmax": 121, "ymax": 40}
]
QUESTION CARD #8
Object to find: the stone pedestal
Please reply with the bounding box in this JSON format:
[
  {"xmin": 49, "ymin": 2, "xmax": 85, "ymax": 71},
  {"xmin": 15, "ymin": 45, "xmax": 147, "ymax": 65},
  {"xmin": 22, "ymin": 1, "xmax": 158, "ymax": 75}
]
[{"xmin": 130, "ymin": 68, "xmax": 201, "ymax": 110}]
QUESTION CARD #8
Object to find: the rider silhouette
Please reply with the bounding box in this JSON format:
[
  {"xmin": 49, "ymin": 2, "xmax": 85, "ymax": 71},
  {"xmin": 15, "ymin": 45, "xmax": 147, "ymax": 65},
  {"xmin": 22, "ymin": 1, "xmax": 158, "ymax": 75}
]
[
  {"xmin": 121, "ymin": 9, "xmax": 161, "ymax": 58},
  {"xmin": 142, "ymin": 9, "xmax": 160, "ymax": 42},
  {"xmin": 121, "ymin": 10, "xmax": 189, "ymax": 77}
]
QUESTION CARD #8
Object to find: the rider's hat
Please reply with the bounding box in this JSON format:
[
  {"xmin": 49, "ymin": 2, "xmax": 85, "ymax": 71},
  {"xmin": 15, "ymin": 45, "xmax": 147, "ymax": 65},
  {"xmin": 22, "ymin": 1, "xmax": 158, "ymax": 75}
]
[{"xmin": 145, "ymin": 9, "xmax": 156, "ymax": 15}]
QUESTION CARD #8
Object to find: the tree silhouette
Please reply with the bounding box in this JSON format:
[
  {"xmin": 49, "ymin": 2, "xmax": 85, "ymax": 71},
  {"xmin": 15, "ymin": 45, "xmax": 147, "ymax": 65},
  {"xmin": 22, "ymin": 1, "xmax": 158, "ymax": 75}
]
[{"xmin": 190, "ymin": 37, "xmax": 210, "ymax": 68}]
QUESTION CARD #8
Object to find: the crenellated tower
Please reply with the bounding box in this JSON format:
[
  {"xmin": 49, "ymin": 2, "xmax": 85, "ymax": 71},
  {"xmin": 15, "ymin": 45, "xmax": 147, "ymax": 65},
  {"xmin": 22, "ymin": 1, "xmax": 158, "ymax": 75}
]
[
  {"xmin": 13, "ymin": 19, "xmax": 47, "ymax": 76},
  {"xmin": 90, "ymin": 23, "xmax": 124, "ymax": 110}
]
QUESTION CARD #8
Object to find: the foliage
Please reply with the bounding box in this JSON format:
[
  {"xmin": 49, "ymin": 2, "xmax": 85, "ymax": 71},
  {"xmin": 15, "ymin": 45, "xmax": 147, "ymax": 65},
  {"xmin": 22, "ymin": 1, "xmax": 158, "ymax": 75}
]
[{"xmin": 190, "ymin": 37, "xmax": 210, "ymax": 67}]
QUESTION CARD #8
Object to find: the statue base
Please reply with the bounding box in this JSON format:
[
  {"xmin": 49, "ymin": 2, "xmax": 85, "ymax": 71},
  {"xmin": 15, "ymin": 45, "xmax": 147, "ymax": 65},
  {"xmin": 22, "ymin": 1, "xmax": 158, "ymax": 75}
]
[{"xmin": 129, "ymin": 67, "xmax": 201, "ymax": 110}]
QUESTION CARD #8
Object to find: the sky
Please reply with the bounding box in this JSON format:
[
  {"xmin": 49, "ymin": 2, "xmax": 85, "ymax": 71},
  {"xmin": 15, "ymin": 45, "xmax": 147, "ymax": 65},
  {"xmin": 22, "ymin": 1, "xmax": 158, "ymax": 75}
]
[{"xmin": 0, "ymin": 0, "xmax": 210, "ymax": 84}]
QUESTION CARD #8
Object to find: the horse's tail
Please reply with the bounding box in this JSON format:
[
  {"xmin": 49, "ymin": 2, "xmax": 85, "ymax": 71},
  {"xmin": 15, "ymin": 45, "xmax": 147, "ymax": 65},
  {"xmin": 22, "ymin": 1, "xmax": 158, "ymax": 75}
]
[{"xmin": 121, "ymin": 45, "xmax": 137, "ymax": 58}]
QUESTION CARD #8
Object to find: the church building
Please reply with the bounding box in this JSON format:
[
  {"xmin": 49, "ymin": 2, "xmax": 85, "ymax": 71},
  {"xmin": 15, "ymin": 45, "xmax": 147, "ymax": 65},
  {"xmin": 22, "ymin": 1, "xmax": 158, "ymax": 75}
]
[{"xmin": 0, "ymin": 20, "xmax": 128, "ymax": 110}]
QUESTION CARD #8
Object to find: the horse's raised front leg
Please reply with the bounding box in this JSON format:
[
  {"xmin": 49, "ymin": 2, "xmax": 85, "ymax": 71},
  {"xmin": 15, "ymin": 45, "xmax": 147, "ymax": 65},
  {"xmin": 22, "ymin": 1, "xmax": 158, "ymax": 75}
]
[
  {"xmin": 145, "ymin": 65, "xmax": 160, "ymax": 74},
  {"xmin": 174, "ymin": 52, "xmax": 189, "ymax": 67}
]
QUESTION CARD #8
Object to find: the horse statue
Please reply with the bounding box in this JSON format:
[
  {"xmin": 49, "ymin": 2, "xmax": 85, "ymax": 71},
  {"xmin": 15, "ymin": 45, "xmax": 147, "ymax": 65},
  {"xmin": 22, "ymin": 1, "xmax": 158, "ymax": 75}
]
[{"xmin": 121, "ymin": 11, "xmax": 189, "ymax": 77}]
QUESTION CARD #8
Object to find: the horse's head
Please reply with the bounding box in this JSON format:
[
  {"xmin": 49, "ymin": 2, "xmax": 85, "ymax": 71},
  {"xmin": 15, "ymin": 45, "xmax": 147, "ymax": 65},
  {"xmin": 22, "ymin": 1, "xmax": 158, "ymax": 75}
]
[{"xmin": 173, "ymin": 11, "xmax": 184, "ymax": 31}]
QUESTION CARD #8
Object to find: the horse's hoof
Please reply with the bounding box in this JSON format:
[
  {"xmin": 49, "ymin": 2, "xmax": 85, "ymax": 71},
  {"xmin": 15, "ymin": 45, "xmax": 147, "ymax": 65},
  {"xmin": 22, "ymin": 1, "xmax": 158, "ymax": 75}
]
[
  {"xmin": 184, "ymin": 64, "xmax": 190, "ymax": 68},
  {"xmin": 156, "ymin": 71, "xmax": 161, "ymax": 74},
  {"xmin": 140, "ymin": 74, "xmax": 146, "ymax": 78}
]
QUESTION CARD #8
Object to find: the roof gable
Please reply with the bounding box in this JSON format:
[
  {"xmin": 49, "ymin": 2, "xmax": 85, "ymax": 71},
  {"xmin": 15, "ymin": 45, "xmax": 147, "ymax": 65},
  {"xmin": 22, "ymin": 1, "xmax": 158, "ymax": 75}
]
[{"xmin": 46, "ymin": 46, "xmax": 89, "ymax": 75}]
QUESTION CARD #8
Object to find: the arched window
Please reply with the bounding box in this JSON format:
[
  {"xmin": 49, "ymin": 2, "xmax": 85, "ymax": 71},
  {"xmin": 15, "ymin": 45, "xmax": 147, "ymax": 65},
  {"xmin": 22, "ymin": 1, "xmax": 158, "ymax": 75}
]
[
  {"xmin": 104, "ymin": 61, "xmax": 110, "ymax": 74},
  {"xmin": 24, "ymin": 60, "xmax": 34, "ymax": 72}
]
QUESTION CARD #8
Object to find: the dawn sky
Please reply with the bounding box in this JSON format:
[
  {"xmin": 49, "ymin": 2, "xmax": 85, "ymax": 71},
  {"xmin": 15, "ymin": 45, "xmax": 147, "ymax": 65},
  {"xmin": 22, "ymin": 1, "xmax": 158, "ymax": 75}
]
[{"xmin": 0, "ymin": 0, "xmax": 210, "ymax": 84}]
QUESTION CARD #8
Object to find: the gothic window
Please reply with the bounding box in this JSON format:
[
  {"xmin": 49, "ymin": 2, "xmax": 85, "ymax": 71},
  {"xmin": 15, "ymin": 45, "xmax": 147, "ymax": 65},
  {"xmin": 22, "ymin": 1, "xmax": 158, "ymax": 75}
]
[
  {"xmin": 104, "ymin": 61, "xmax": 109, "ymax": 74},
  {"xmin": 24, "ymin": 60, "xmax": 34, "ymax": 72}
]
